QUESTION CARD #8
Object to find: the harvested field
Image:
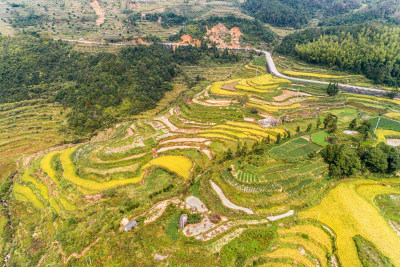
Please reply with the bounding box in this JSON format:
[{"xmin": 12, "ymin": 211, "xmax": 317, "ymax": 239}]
[
  {"xmin": 386, "ymin": 138, "xmax": 400, "ymax": 146},
  {"xmin": 221, "ymin": 82, "xmax": 238, "ymax": 91},
  {"xmin": 273, "ymin": 90, "xmax": 311, "ymax": 102},
  {"xmin": 185, "ymin": 196, "xmax": 208, "ymax": 213},
  {"xmin": 160, "ymin": 138, "xmax": 209, "ymax": 144},
  {"xmin": 183, "ymin": 216, "xmax": 216, "ymax": 236}
]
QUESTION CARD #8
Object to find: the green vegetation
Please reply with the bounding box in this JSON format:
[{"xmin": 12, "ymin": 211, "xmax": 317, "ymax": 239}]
[
  {"xmin": 353, "ymin": 235, "xmax": 395, "ymax": 267},
  {"xmin": 169, "ymin": 15, "xmax": 277, "ymax": 46},
  {"xmin": 220, "ymin": 228, "xmax": 275, "ymax": 266},
  {"xmin": 243, "ymin": 0, "xmax": 361, "ymax": 28},
  {"xmin": 282, "ymin": 25, "xmax": 400, "ymax": 86}
]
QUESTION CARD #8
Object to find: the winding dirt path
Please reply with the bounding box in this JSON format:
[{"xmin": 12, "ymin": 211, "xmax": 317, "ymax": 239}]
[
  {"xmin": 57, "ymin": 237, "xmax": 101, "ymax": 264},
  {"xmin": 209, "ymin": 180, "xmax": 254, "ymax": 214}
]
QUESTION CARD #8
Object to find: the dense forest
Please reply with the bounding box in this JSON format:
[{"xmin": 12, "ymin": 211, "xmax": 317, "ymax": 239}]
[
  {"xmin": 276, "ymin": 25, "xmax": 400, "ymax": 86},
  {"xmin": 0, "ymin": 34, "xmax": 239, "ymax": 134},
  {"xmin": 169, "ymin": 15, "xmax": 277, "ymax": 46},
  {"xmin": 319, "ymin": 0, "xmax": 400, "ymax": 26},
  {"xmin": 242, "ymin": 0, "xmax": 361, "ymax": 28}
]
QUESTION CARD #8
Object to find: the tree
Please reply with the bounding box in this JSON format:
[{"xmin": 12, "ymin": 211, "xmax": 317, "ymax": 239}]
[
  {"xmin": 349, "ymin": 118, "xmax": 357, "ymax": 130},
  {"xmin": 321, "ymin": 144, "xmax": 361, "ymax": 178},
  {"xmin": 237, "ymin": 94, "xmax": 249, "ymax": 107},
  {"xmin": 306, "ymin": 123, "xmax": 312, "ymax": 132},
  {"xmin": 276, "ymin": 133, "xmax": 281, "ymax": 143},
  {"xmin": 365, "ymin": 146, "xmax": 388, "ymax": 173},
  {"xmin": 316, "ymin": 117, "xmax": 321, "ymax": 129},
  {"xmin": 327, "ymin": 83, "xmax": 339, "ymax": 96},
  {"xmin": 296, "ymin": 126, "xmax": 301, "ymax": 133},
  {"xmin": 357, "ymin": 120, "xmax": 372, "ymax": 140}
]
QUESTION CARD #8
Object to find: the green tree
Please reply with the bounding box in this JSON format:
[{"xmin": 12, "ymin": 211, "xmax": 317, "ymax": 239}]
[
  {"xmin": 349, "ymin": 118, "xmax": 357, "ymax": 130},
  {"xmin": 306, "ymin": 123, "xmax": 312, "ymax": 132}
]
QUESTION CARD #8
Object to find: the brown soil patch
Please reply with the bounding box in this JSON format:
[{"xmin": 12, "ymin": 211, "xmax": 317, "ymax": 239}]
[
  {"xmin": 82, "ymin": 193, "xmax": 104, "ymax": 202},
  {"xmin": 387, "ymin": 139, "xmax": 400, "ymax": 147},
  {"xmin": 179, "ymin": 34, "xmax": 201, "ymax": 46},
  {"xmin": 273, "ymin": 90, "xmax": 311, "ymax": 102},
  {"xmin": 221, "ymin": 82, "xmax": 238, "ymax": 91},
  {"xmin": 205, "ymin": 23, "xmax": 245, "ymax": 49},
  {"xmin": 89, "ymin": 0, "xmax": 105, "ymax": 26}
]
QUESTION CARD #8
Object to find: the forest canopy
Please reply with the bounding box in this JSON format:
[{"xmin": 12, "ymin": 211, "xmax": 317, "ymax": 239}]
[
  {"xmin": 0, "ymin": 35, "xmax": 239, "ymax": 134},
  {"xmin": 276, "ymin": 25, "xmax": 400, "ymax": 86}
]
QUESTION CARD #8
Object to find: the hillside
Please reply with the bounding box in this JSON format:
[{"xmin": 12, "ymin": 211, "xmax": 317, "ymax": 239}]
[
  {"xmin": 2, "ymin": 1, "xmax": 400, "ymax": 266},
  {"xmin": 1, "ymin": 41, "xmax": 400, "ymax": 265}
]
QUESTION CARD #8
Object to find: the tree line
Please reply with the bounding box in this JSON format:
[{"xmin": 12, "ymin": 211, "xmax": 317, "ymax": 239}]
[
  {"xmin": 242, "ymin": 0, "xmax": 361, "ymax": 28},
  {"xmin": 277, "ymin": 25, "xmax": 400, "ymax": 87}
]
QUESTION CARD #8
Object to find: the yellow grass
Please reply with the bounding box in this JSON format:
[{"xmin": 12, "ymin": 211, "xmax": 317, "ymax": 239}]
[
  {"xmin": 21, "ymin": 170, "xmax": 49, "ymax": 200},
  {"xmin": 248, "ymin": 101, "xmax": 301, "ymax": 112},
  {"xmin": 14, "ymin": 182, "xmax": 44, "ymax": 209},
  {"xmin": 299, "ymin": 179, "xmax": 400, "ymax": 266},
  {"xmin": 60, "ymin": 147, "xmax": 143, "ymax": 191},
  {"xmin": 40, "ymin": 151, "xmax": 61, "ymax": 188},
  {"xmin": 59, "ymin": 197, "xmax": 76, "ymax": 211},
  {"xmin": 385, "ymin": 112, "xmax": 400, "ymax": 119},
  {"xmin": 244, "ymin": 64, "xmax": 265, "ymax": 73},
  {"xmin": 279, "ymin": 236, "xmax": 327, "ymax": 267},
  {"xmin": 284, "ymin": 70, "xmax": 350, "ymax": 79},
  {"xmin": 374, "ymin": 129, "xmax": 400, "ymax": 145},
  {"xmin": 210, "ymin": 80, "xmax": 243, "ymax": 96},
  {"xmin": 260, "ymin": 263, "xmax": 292, "ymax": 267},
  {"xmin": 235, "ymin": 84, "xmax": 277, "ymax": 93},
  {"xmin": 262, "ymin": 248, "xmax": 314, "ymax": 267},
  {"xmin": 226, "ymin": 121, "xmax": 264, "ymax": 131},
  {"xmin": 214, "ymin": 125, "xmax": 269, "ymax": 138},
  {"xmin": 202, "ymin": 129, "xmax": 260, "ymax": 140},
  {"xmin": 142, "ymin": 155, "xmax": 192, "ymax": 179},
  {"xmin": 278, "ymin": 225, "xmax": 332, "ymax": 252},
  {"xmin": 249, "ymin": 74, "xmax": 290, "ymax": 86},
  {"xmin": 198, "ymin": 133, "xmax": 237, "ymax": 142},
  {"xmin": 49, "ymin": 197, "xmax": 61, "ymax": 213},
  {"xmin": 345, "ymin": 93, "xmax": 400, "ymax": 106}
]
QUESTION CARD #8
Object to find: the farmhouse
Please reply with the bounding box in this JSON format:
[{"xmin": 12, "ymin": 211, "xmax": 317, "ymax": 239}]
[{"xmin": 124, "ymin": 220, "xmax": 138, "ymax": 231}]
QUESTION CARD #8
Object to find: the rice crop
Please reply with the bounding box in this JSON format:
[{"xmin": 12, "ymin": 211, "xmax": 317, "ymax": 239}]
[{"xmin": 142, "ymin": 155, "xmax": 192, "ymax": 179}]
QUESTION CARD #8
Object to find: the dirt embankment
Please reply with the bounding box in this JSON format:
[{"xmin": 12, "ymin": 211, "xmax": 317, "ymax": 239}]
[
  {"xmin": 179, "ymin": 23, "xmax": 247, "ymax": 49},
  {"xmin": 90, "ymin": 0, "xmax": 105, "ymax": 26},
  {"xmin": 206, "ymin": 23, "xmax": 244, "ymax": 49},
  {"xmin": 179, "ymin": 34, "xmax": 201, "ymax": 46}
]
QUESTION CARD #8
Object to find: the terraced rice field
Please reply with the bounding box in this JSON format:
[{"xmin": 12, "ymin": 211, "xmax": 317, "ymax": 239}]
[
  {"xmin": 270, "ymin": 138, "xmax": 321, "ymax": 159},
  {"xmin": 0, "ymin": 100, "xmax": 67, "ymax": 181},
  {"xmin": 61, "ymin": 147, "xmax": 144, "ymax": 191},
  {"xmin": 13, "ymin": 182, "xmax": 44, "ymax": 210},
  {"xmin": 284, "ymin": 70, "xmax": 351, "ymax": 79},
  {"xmin": 374, "ymin": 129, "xmax": 400, "ymax": 145},
  {"xmin": 300, "ymin": 179, "xmax": 400, "ymax": 266},
  {"xmin": 142, "ymin": 155, "xmax": 192, "ymax": 179}
]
